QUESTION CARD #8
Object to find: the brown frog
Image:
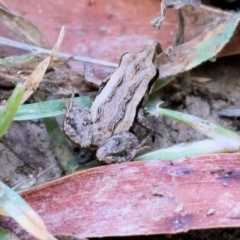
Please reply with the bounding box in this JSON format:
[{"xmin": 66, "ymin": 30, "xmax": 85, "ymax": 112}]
[{"xmin": 64, "ymin": 41, "xmax": 161, "ymax": 164}]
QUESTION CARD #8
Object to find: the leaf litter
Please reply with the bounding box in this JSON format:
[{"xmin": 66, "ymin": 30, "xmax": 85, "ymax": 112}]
[{"xmin": 1, "ymin": 1, "xmax": 240, "ymax": 239}]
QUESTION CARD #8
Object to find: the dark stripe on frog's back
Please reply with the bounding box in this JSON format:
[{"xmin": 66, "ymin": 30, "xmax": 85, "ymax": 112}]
[
  {"xmin": 106, "ymin": 52, "xmax": 157, "ymax": 134},
  {"xmin": 90, "ymin": 52, "xmax": 135, "ymax": 123},
  {"xmin": 106, "ymin": 58, "xmax": 152, "ymax": 133},
  {"xmin": 90, "ymin": 52, "xmax": 136, "ymax": 144},
  {"xmin": 110, "ymin": 63, "xmax": 158, "ymax": 134},
  {"xmin": 92, "ymin": 75, "xmax": 125, "ymax": 124},
  {"xmin": 107, "ymin": 81, "xmax": 141, "ymax": 132}
]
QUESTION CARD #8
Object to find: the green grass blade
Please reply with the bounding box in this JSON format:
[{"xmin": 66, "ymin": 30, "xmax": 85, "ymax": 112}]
[
  {"xmin": 0, "ymin": 84, "xmax": 24, "ymax": 137},
  {"xmin": 33, "ymin": 91, "xmax": 79, "ymax": 174},
  {"xmin": 0, "ymin": 181, "xmax": 54, "ymax": 240},
  {"xmin": 13, "ymin": 96, "xmax": 94, "ymax": 121},
  {"xmin": 150, "ymin": 76, "xmax": 174, "ymax": 94},
  {"xmin": 43, "ymin": 116, "xmax": 79, "ymax": 173},
  {"xmin": 136, "ymin": 138, "xmax": 239, "ymax": 161},
  {"xmin": 158, "ymin": 107, "xmax": 240, "ymax": 140},
  {"xmin": 144, "ymin": 93, "xmax": 163, "ymax": 115},
  {"xmin": 0, "ymin": 228, "xmax": 20, "ymax": 240},
  {"xmin": 136, "ymin": 107, "xmax": 240, "ymax": 161}
]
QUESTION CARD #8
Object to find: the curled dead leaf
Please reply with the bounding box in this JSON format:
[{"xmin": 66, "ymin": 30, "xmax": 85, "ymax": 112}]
[
  {"xmin": 21, "ymin": 26, "xmax": 65, "ymax": 104},
  {"xmin": 156, "ymin": 12, "xmax": 240, "ymax": 78},
  {"xmin": 151, "ymin": 0, "xmax": 200, "ymax": 30}
]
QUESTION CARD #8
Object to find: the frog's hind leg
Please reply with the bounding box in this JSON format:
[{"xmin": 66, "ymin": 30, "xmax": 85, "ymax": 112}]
[
  {"xmin": 96, "ymin": 132, "xmax": 138, "ymax": 164},
  {"xmin": 64, "ymin": 101, "xmax": 93, "ymax": 148},
  {"xmin": 96, "ymin": 131, "xmax": 151, "ymax": 164},
  {"xmin": 136, "ymin": 108, "xmax": 163, "ymax": 138}
]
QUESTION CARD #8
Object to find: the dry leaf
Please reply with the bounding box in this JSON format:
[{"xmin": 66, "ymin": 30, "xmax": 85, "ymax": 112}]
[
  {"xmin": 151, "ymin": 0, "xmax": 200, "ymax": 30},
  {"xmin": 0, "ymin": 53, "xmax": 71, "ymax": 70},
  {"xmin": 0, "ymin": 2, "xmax": 50, "ymax": 48},
  {"xmin": 2, "ymin": 154, "xmax": 240, "ymax": 238},
  {"xmin": 165, "ymin": 0, "xmax": 200, "ymax": 9},
  {"xmin": 21, "ymin": 26, "xmax": 65, "ymax": 103},
  {"xmin": 0, "ymin": 181, "xmax": 56, "ymax": 240},
  {"xmin": 0, "ymin": 65, "xmax": 94, "ymax": 102},
  {"xmin": 156, "ymin": 12, "xmax": 240, "ymax": 78},
  {"xmin": 219, "ymin": 106, "xmax": 240, "ymax": 118}
]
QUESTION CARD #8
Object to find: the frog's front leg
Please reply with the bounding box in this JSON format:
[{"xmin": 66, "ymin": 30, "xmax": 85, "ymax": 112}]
[
  {"xmin": 63, "ymin": 103, "xmax": 93, "ymax": 148},
  {"xmin": 96, "ymin": 132, "xmax": 142, "ymax": 164},
  {"xmin": 84, "ymin": 64, "xmax": 110, "ymax": 89}
]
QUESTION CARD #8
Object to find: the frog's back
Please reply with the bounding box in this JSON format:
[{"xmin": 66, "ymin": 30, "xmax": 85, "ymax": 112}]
[{"xmin": 90, "ymin": 42, "xmax": 158, "ymax": 146}]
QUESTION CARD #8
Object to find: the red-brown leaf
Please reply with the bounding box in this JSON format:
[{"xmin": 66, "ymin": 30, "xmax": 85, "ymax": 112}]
[{"xmin": 1, "ymin": 154, "xmax": 240, "ymax": 238}]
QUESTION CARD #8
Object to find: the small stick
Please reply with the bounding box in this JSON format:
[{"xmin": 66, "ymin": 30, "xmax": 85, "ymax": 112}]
[{"xmin": 0, "ymin": 36, "xmax": 118, "ymax": 68}]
